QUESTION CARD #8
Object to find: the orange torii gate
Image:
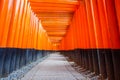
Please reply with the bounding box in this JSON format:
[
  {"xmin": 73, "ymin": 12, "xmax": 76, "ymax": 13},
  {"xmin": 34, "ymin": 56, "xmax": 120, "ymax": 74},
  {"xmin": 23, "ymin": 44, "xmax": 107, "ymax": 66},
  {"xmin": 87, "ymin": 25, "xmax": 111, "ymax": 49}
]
[
  {"xmin": 0, "ymin": 0, "xmax": 54, "ymax": 77},
  {"xmin": 0, "ymin": 0, "xmax": 120, "ymax": 80},
  {"xmin": 59, "ymin": 0, "xmax": 120, "ymax": 80}
]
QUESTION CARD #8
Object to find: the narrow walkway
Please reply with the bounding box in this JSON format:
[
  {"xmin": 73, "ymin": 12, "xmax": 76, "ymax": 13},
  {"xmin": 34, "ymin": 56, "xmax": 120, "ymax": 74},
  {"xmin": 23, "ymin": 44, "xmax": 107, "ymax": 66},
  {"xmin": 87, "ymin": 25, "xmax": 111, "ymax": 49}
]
[{"xmin": 21, "ymin": 53, "xmax": 86, "ymax": 80}]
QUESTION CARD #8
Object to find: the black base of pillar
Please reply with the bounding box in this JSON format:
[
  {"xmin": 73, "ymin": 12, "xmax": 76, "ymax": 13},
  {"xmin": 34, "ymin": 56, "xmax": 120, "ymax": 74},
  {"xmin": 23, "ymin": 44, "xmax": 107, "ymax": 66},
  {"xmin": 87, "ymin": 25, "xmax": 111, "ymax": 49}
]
[
  {"xmin": 0, "ymin": 48, "xmax": 51, "ymax": 78},
  {"xmin": 112, "ymin": 50, "xmax": 120, "ymax": 80}
]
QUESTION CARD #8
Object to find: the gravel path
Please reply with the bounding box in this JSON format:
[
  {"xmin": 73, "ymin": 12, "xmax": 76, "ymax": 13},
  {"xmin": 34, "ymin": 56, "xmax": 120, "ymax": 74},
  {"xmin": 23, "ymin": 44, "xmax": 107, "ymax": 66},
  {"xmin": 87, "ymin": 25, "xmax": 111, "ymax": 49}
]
[{"xmin": 21, "ymin": 53, "xmax": 86, "ymax": 80}]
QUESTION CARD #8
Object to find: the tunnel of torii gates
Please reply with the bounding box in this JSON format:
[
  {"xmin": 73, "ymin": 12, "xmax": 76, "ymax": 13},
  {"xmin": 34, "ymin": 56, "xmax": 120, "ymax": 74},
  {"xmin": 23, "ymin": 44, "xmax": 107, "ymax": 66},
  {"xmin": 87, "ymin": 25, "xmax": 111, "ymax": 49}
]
[{"xmin": 0, "ymin": 0, "xmax": 120, "ymax": 80}]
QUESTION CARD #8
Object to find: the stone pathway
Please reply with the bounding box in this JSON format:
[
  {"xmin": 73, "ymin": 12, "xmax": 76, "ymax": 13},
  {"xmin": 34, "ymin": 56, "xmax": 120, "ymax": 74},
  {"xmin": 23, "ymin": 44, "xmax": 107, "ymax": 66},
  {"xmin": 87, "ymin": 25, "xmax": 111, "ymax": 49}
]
[{"xmin": 21, "ymin": 53, "xmax": 86, "ymax": 80}]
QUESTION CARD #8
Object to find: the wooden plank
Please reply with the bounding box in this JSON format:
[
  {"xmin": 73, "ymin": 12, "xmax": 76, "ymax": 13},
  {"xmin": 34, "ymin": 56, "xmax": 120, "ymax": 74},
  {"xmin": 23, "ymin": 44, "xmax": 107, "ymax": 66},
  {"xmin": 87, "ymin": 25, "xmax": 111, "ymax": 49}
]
[
  {"xmin": 37, "ymin": 12, "xmax": 73, "ymax": 17},
  {"xmin": 30, "ymin": 2, "xmax": 78, "ymax": 8},
  {"xmin": 29, "ymin": 0, "xmax": 79, "ymax": 5}
]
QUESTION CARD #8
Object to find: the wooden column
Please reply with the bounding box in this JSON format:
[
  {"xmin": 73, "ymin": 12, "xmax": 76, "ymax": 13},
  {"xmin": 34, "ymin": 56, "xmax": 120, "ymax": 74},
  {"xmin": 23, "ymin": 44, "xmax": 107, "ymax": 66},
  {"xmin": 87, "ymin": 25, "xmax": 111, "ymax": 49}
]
[
  {"xmin": 77, "ymin": 50, "xmax": 81, "ymax": 65},
  {"xmin": 114, "ymin": 0, "xmax": 120, "ymax": 34},
  {"xmin": 84, "ymin": 0, "xmax": 97, "ymax": 74},
  {"xmin": 84, "ymin": 51, "xmax": 88, "ymax": 70},
  {"xmin": 112, "ymin": 50, "xmax": 120, "ymax": 80},
  {"xmin": 79, "ymin": 50, "xmax": 83, "ymax": 67},
  {"xmin": 0, "ymin": 0, "xmax": 13, "ymax": 46},
  {"xmin": 0, "ymin": 49, "xmax": 6, "ymax": 78},
  {"xmin": 2, "ymin": 49, "xmax": 12, "ymax": 77},
  {"xmin": 84, "ymin": 0, "xmax": 96, "ymax": 49},
  {"xmin": 92, "ymin": 50, "xmax": 99, "ymax": 75},
  {"xmin": 103, "ymin": 0, "xmax": 120, "ymax": 79},
  {"xmin": 82, "ymin": 50, "xmax": 85, "ymax": 69},
  {"xmin": 85, "ymin": 50, "xmax": 89, "ymax": 70},
  {"xmin": 88, "ymin": 50, "xmax": 94, "ymax": 72},
  {"xmin": 15, "ymin": 49, "xmax": 21, "ymax": 70},
  {"xmin": 90, "ymin": 0, "xmax": 104, "ymax": 48},
  {"xmin": 99, "ymin": 50, "xmax": 107, "ymax": 79},
  {"xmin": 75, "ymin": 49, "xmax": 81, "ymax": 65},
  {"xmin": 105, "ymin": 50, "xmax": 115, "ymax": 80},
  {"xmin": 9, "ymin": 49, "xmax": 17, "ymax": 73},
  {"xmin": 104, "ymin": 0, "xmax": 120, "ymax": 49}
]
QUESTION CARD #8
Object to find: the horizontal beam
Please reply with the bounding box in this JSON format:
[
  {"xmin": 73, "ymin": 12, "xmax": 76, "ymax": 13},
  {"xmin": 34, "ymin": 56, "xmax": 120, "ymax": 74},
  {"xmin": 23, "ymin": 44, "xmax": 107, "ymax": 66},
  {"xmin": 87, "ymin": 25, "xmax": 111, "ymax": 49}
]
[
  {"xmin": 30, "ymin": 2, "xmax": 78, "ymax": 8},
  {"xmin": 29, "ymin": 0, "xmax": 79, "ymax": 5},
  {"xmin": 46, "ymin": 29, "xmax": 67, "ymax": 31},
  {"xmin": 49, "ymin": 38, "xmax": 63, "ymax": 41},
  {"xmin": 32, "ymin": 6, "xmax": 76, "ymax": 10},
  {"xmin": 28, "ymin": 0, "xmax": 76, "ymax": 43},
  {"xmin": 33, "ymin": 10, "xmax": 75, "ymax": 13},
  {"xmin": 43, "ymin": 26, "xmax": 68, "ymax": 30},
  {"xmin": 50, "ymin": 39, "xmax": 61, "ymax": 42},
  {"xmin": 42, "ymin": 25, "xmax": 69, "ymax": 27},
  {"xmin": 41, "ymin": 18, "xmax": 71, "ymax": 22},
  {"xmin": 47, "ymin": 32, "xmax": 66, "ymax": 34},
  {"xmin": 44, "ymin": 28, "xmax": 67, "ymax": 29},
  {"xmin": 48, "ymin": 34, "xmax": 65, "ymax": 36},
  {"xmin": 49, "ymin": 36, "xmax": 63, "ymax": 38},
  {"xmin": 42, "ymin": 23, "xmax": 70, "ymax": 27},
  {"xmin": 44, "ymin": 25, "xmax": 69, "ymax": 28},
  {"xmin": 47, "ymin": 31, "xmax": 67, "ymax": 33},
  {"xmin": 36, "ymin": 12, "xmax": 73, "ymax": 17},
  {"xmin": 38, "ymin": 17, "xmax": 72, "ymax": 21},
  {"xmin": 32, "ymin": 8, "xmax": 76, "ymax": 13},
  {"xmin": 41, "ymin": 20, "xmax": 70, "ymax": 23}
]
